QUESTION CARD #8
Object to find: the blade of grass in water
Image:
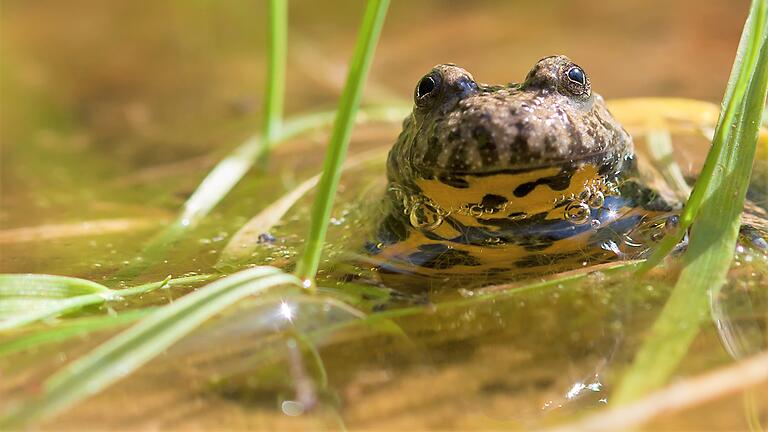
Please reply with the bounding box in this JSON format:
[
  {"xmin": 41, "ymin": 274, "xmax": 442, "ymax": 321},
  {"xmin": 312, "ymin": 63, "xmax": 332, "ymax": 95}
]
[
  {"xmin": 0, "ymin": 274, "xmax": 211, "ymax": 331},
  {"xmin": 257, "ymin": 0, "xmax": 287, "ymax": 166},
  {"xmin": 294, "ymin": 0, "xmax": 391, "ymax": 283},
  {"xmin": 219, "ymin": 147, "xmax": 387, "ymax": 263},
  {"xmin": 0, "ymin": 274, "xmax": 110, "ymax": 299},
  {"xmin": 614, "ymin": 0, "xmax": 768, "ymax": 403},
  {"xmin": 0, "ymin": 267, "xmax": 301, "ymax": 429},
  {"xmin": 647, "ymin": 129, "xmax": 691, "ymax": 200},
  {"xmin": 0, "ymin": 308, "xmax": 154, "ymax": 357},
  {"xmin": 638, "ymin": 0, "xmax": 768, "ymax": 273},
  {"xmin": 115, "ymin": 105, "xmax": 408, "ymax": 280}
]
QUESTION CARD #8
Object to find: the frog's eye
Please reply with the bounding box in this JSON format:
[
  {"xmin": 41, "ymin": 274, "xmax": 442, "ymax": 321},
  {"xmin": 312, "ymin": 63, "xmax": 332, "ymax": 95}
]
[
  {"xmin": 567, "ymin": 67, "xmax": 586, "ymax": 86},
  {"xmin": 562, "ymin": 64, "xmax": 591, "ymax": 97},
  {"xmin": 415, "ymin": 72, "xmax": 442, "ymax": 106}
]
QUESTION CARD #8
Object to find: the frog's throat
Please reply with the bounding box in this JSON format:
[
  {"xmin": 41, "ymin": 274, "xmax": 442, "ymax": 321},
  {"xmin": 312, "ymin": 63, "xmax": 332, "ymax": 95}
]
[{"xmin": 390, "ymin": 160, "xmax": 635, "ymax": 234}]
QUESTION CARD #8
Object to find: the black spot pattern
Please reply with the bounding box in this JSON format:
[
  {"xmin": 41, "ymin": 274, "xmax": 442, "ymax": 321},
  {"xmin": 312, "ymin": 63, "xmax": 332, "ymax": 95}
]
[
  {"xmin": 481, "ymin": 194, "xmax": 508, "ymax": 209},
  {"xmin": 473, "ymin": 125, "xmax": 499, "ymax": 166},
  {"xmin": 438, "ymin": 175, "xmax": 470, "ymax": 188},
  {"xmin": 513, "ymin": 168, "xmax": 575, "ymax": 198}
]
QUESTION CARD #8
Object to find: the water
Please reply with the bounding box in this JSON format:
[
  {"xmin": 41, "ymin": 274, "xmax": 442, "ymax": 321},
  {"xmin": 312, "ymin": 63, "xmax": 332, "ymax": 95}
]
[{"xmin": 2, "ymin": 0, "xmax": 767, "ymax": 430}]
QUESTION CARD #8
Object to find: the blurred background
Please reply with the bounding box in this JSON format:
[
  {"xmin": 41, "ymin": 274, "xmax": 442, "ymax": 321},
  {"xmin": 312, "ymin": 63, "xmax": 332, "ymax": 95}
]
[
  {"xmin": 0, "ymin": 0, "xmax": 750, "ymax": 260},
  {"xmin": 0, "ymin": 3, "xmax": 764, "ymax": 430}
]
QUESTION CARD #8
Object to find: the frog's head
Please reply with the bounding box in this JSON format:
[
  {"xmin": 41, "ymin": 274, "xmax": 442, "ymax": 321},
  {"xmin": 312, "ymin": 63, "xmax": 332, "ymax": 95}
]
[{"xmin": 388, "ymin": 55, "xmax": 634, "ymax": 185}]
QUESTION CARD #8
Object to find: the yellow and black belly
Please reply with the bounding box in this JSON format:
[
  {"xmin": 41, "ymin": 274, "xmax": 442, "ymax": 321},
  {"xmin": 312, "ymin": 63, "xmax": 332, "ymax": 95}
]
[{"xmin": 363, "ymin": 158, "xmax": 681, "ymax": 289}]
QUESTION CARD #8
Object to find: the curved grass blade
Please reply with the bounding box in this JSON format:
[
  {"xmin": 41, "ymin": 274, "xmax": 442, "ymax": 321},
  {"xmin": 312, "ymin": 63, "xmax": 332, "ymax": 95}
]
[
  {"xmin": 219, "ymin": 147, "xmax": 387, "ymax": 263},
  {"xmin": 0, "ymin": 274, "xmax": 210, "ymax": 331},
  {"xmin": 294, "ymin": 0, "xmax": 391, "ymax": 283},
  {"xmin": 0, "ymin": 308, "xmax": 154, "ymax": 357},
  {"xmin": 638, "ymin": 0, "xmax": 768, "ymax": 273},
  {"xmin": 0, "ymin": 266, "xmax": 301, "ymax": 429},
  {"xmin": 115, "ymin": 105, "xmax": 407, "ymax": 280},
  {"xmin": 0, "ymin": 274, "xmax": 110, "ymax": 299},
  {"xmin": 647, "ymin": 129, "xmax": 691, "ymax": 200},
  {"xmin": 614, "ymin": 3, "xmax": 768, "ymax": 403}
]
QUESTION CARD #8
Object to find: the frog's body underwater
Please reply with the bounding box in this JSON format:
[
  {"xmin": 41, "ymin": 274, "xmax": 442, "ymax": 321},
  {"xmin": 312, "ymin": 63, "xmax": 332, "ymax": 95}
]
[{"xmin": 360, "ymin": 55, "xmax": 766, "ymax": 289}]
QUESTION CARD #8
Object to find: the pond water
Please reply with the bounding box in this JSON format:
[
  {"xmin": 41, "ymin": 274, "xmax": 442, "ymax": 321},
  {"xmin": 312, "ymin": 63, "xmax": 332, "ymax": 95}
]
[{"xmin": 1, "ymin": 0, "xmax": 767, "ymax": 430}]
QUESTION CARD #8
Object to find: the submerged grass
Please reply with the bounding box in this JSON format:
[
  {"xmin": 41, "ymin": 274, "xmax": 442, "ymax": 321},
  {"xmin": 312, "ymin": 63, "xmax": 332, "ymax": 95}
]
[
  {"xmin": 0, "ymin": 308, "xmax": 154, "ymax": 357},
  {"xmin": 0, "ymin": 267, "xmax": 302, "ymax": 428},
  {"xmin": 0, "ymin": 274, "xmax": 210, "ymax": 331},
  {"xmin": 219, "ymin": 147, "xmax": 388, "ymax": 263},
  {"xmin": 0, "ymin": 1, "xmax": 392, "ymax": 427},
  {"xmin": 115, "ymin": 105, "xmax": 407, "ymax": 280},
  {"xmin": 638, "ymin": 0, "xmax": 768, "ymax": 273},
  {"xmin": 615, "ymin": 0, "xmax": 768, "ymax": 403}
]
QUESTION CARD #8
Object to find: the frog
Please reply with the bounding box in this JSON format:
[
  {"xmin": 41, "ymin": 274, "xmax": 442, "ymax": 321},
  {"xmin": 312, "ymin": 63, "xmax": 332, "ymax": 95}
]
[{"xmin": 361, "ymin": 55, "xmax": 766, "ymax": 289}]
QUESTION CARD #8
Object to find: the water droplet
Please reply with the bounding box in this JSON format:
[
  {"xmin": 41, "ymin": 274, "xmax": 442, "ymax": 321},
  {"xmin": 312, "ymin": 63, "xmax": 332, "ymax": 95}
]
[
  {"xmin": 409, "ymin": 202, "xmax": 443, "ymax": 231},
  {"xmin": 588, "ymin": 191, "xmax": 605, "ymax": 208},
  {"xmin": 664, "ymin": 215, "xmax": 680, "ymax": 234},
  {"xmin": 484, "ymin": 236, "xmax": 503, "ymax": 245},
  {"xmin": 281, "ymin": 400, "xmax": 304, "ymax": 416},
  {"xmin": 564, "ymin": 201, "xmax": 590, "ymax": 225},
  {"xmin": 468, "ymin": 204, "xmax": 484, "ymax": 217}
]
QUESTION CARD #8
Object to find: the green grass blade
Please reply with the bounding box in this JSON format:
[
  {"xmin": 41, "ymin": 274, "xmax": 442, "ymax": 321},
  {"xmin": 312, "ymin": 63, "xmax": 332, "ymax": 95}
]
[
  {"xmin": 0, "ymin": 274, "xmax": 110, "ymax": 298},
  {"xmin": 114, "ymin": 105, "xmax": 407, "ymax": 280},
  {"xmin": 257, "ymin": 0, "xmax": 288, "ymax": 166},
  {"xmin": 0, "ymin": 309, "xmax": 154, "ymax": 357},
  {"xmin": 613, "ymin": 14, "xmax": 768, "ymax": 403},
  {"xmin": 647, "ymin": 129, "xmax": 691, "ymax": 200},
  {"xmin": 294, "ymin": 0, "xmax": 390, "ymax": 282},
  {"xmin": 0, "ymin": 274, "xmax": 212, "ymax": 331},
  {"xmin": 638, "ymin": 0, "xmax": 768, "ymax": 272},
  {"xmin": 219, "ymin": 147, "xmax": 387, "ymax": 263},
  {"xmin": 176, "ymin": 107, "xmax": 405, "ymax": 232},
  {"xmin": 0, "ymin": 267, "xmax": 301, "ymax": 428}
]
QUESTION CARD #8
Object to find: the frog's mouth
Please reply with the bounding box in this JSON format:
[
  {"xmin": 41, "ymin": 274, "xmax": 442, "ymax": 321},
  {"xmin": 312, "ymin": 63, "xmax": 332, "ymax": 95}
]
[{"xmin": 414, "ymin": 148, "xmax": 633, "ymax": 179}]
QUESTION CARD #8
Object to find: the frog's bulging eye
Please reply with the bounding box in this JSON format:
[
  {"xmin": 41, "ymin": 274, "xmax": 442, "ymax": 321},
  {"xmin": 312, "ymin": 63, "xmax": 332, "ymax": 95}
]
[
  {"xmin": 567, "ymin": 67, "xmax": 586, "ymax": 86},
  {"xmin": 417, "ymin": 76, "xmax": 436, "ymax": 98},
  {"xmin": 561, "ymin": 64, "xmax": 591, "ymax": 97},
  {"xmin": 415, "ymin": 73, "xmax": 442, "ymax": 106}
]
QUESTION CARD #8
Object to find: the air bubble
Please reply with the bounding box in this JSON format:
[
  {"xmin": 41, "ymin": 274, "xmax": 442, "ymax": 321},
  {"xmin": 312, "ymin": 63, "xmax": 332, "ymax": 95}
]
[
  {"xmin": 564, "ymin": 201, "xmax": 591, "ymax": 225},
  {"xmin": 409, "ymin": 202, "xmax": 443, "ymax": 231},
  {"xmin": 588, "ymin": 191, "xmax": 605, "ymax": 208},
  {"xmin": 468, "ymin": 205, "xmax": 484, "ymax": 217}
]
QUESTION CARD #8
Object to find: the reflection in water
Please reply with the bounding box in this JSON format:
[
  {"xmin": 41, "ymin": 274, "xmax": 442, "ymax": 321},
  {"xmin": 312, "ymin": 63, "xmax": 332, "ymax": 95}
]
[{"xmin": 711, "ymin": 246, "xmax": 768, "ymax": 360}]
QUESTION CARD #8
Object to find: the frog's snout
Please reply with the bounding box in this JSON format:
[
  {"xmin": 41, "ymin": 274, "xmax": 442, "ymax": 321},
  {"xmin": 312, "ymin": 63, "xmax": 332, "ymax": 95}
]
[{"xmin": 410, "ymin": 92, "xmax": 590, "ymax": 175}]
